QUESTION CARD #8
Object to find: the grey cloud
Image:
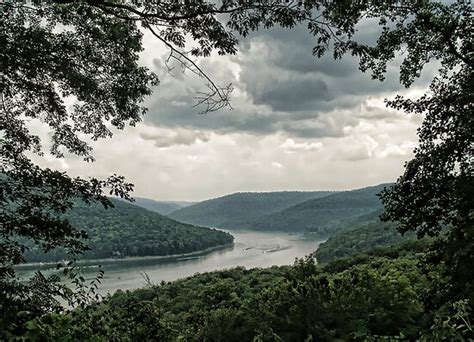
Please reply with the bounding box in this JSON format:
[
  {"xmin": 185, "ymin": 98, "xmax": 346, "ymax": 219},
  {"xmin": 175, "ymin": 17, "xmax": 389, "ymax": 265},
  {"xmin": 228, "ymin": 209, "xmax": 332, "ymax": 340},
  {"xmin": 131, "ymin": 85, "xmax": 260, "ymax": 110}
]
[
  {"xmin": 244, "ymin": 26, "xmax": 360, "ymax": 78},
  {"xmin": 140, "ymin": 21, "xmax": 435, "ymax": 140},
  {"xmin": 253, "ymin": 78, "xmax": 330, "ymax": 112},
  {"xmin": 144, "ymin": 96, "xmax": 280, "ymax": 135},
  {"xmin": 139, "ymin": 128, "xmax": 210, "ymax": 148},
  {"xmin": 236, "ymin": 27, "xmax": 403, "ymax": 114},
  {"xmin": 53, "ymin": 20, "xmax": 429, "ymax": 202}
]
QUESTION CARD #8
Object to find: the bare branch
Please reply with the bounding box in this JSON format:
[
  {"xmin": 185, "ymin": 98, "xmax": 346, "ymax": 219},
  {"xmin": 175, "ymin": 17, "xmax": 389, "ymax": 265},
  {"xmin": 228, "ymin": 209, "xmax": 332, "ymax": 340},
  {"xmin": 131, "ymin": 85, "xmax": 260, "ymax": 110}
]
[
  {"xmin": 194, "ymin": 83, "xmax": 234, "ymax": 114},
  {"xmin": 145, "ymin": 22, "xmax": 232, "ymax": 113}
]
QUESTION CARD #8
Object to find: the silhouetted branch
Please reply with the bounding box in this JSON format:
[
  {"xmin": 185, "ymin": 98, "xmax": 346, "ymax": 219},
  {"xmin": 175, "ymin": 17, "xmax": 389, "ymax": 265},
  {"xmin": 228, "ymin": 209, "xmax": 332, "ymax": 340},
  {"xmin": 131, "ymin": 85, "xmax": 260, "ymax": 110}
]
[{"xmin": 145, "ymin": 23, "xmax": 232, "ymax": 113}]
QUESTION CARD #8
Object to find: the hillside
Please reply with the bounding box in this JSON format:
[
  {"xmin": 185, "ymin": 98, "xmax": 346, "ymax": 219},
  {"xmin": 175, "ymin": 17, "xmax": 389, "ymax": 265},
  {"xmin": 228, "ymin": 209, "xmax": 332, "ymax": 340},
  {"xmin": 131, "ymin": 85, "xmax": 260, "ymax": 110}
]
[
  {"xmin": 314, "ymin": 214, "xmax": 416, "ymax": 263},
  {"xmin": 130, "ymin": 197, "xmax": 195, "ymax": 215},
  {"xmin": 24, "ymin": 199, "xmax": 233, "ymax": 262},
  {"xmin": 320, "ymin": 207, "xmax": 385, "ymax": 234},
  {"xmin": 168, "ymin": 191, "xmax": 334, "ymax": 229},
  {"xmin": 250, "ymin": 184, "xmax": 389, "ymax": 232}
]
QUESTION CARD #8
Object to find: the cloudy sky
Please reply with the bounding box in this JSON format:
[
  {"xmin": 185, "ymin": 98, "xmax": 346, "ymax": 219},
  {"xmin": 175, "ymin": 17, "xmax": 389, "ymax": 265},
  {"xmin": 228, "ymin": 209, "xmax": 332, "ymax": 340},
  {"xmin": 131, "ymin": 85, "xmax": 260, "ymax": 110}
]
[{"xmin": 38, "ymin": 21, "xmax": 435, "ymax": 202}]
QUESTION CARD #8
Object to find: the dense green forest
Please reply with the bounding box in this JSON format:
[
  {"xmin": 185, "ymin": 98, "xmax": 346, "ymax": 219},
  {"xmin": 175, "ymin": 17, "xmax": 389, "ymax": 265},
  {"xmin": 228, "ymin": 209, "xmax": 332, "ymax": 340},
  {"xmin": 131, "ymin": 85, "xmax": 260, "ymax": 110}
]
[
  {"xmin": 169, "ymin": 185, "xmax": 387, "ymax": 232},
  {"xmin": 169, "ymin": 191, "xmax": 333, "ymax": 229},
  {"xmin": 19, "ymin": 204, "xmax": 465, "ymax": 341},
  {"xmin": 23, "ymin": 199, "xmax": 233, "ymax": 262},
  {"xmin": 126, "ymin": 198, "xmax": 195, "ymax": 215},
  {"xmin": 22, "ymin": 242, "xmax": 470, "ymax": 341},
  {"xmin": 314, "ymin": 215, "xmax": 416, "ymax": 263},
  {"xmin": 247, "ymin": 184, "xmax": 387, "ymax": 232}
]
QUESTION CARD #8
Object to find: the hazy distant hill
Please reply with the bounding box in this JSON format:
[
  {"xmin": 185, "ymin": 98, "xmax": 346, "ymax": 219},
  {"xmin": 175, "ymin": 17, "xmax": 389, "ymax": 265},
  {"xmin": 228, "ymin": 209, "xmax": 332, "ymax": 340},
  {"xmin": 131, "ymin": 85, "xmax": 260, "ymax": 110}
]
[
  {"xmin": 24, "ymin": 198, "xmax": 233, "ymax": 262},
  {"xmin": 131, "ymin": 197, "xmax": 195, "ymax": 215},
  {"xmin": 250, "ymin": 184, "xmax": 389, "ymax": 232},
  {"xmin": 168, "ymin": 191, "xmax": 334, "ymax": 229}
]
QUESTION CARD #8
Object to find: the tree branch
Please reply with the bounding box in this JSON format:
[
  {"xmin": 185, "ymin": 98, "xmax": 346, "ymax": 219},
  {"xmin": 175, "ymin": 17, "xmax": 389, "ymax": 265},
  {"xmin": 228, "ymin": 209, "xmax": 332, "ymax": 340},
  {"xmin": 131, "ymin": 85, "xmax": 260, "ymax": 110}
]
[{"xmin": 145, "ymin": 23, "xmax": 232, "ymax": 113}]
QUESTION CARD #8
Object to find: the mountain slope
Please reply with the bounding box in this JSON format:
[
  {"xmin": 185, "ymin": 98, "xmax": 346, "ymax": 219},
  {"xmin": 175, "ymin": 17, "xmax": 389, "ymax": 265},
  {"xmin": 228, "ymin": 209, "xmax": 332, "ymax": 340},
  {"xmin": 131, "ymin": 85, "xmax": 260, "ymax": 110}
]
[
  {"xmin": 130, "ymin": 197, "xmax": 195, "ymax": 215},
  {"xmin": 314, "ymin": 218, "xmax": 416, "ymax": 263},
  {"xmin": 24, "ymin": 199, "xmax": 233, "ymax": 262},
  {"xmin": 251, "ymin": 184, "xmax": 389, "ymax": 232},
  {"xmin": 168, "ymin": 191, "xmax": 334, "ymax": 229}
]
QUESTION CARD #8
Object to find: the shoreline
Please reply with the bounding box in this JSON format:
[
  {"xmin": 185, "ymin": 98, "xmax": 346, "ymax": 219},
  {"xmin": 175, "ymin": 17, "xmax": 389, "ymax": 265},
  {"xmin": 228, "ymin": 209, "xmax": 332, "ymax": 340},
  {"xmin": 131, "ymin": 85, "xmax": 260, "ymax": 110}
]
[{"xmin": 16, "ymin": 243, "xmax": 235, "ymax": 271}]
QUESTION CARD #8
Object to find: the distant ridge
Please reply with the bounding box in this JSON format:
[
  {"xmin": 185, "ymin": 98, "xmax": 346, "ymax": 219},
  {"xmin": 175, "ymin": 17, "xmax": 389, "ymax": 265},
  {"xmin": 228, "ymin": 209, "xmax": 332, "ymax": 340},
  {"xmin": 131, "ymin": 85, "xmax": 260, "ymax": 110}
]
[
  {"xmin": 130, "ymin": 197, "xmax": 196, "ymax": 215},
  {"xmin": 169, "ymin": 184, "xmax": 391, "ymax": 232},
  {"xmin": 168, "ymin": 191, "xmax": 334, "ymax": 229},
  {"xmin": 250, "ymin": 184, "xmax": 390, "ymax": 232},
  {"xmin": 314, "ymin": 207, "xmax": 417, "ymax": 263}
]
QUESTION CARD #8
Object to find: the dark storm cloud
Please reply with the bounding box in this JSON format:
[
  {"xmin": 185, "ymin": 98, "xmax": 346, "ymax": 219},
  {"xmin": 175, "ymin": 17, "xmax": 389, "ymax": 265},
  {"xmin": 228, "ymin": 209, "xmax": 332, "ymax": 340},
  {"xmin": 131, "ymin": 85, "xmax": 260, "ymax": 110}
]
[
  {"xmin": 142, "ymin": 21, "xmax": 436, "ymax": 139},
  {"xmin": 253, "ymin": 78, "xmax": 330, "ymax": 112},
  {"xmin": 236, "ymin": 24, "xmax": 404, "ymax": 113},
  {"xmin": 241, "ymin": 25, "xmax": 361, "ymax": 77},
  {"xmin": 143, "ymin": 91, "xmax": 281, "ymax": 135}
]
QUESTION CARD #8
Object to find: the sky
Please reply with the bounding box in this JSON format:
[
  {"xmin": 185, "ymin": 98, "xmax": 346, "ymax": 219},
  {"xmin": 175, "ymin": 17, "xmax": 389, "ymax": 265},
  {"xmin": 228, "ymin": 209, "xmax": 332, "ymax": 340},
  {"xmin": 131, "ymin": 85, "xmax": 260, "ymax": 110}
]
[{"xmin": 36, "ymin": 20, "xmax": 436, "ymax": 202}]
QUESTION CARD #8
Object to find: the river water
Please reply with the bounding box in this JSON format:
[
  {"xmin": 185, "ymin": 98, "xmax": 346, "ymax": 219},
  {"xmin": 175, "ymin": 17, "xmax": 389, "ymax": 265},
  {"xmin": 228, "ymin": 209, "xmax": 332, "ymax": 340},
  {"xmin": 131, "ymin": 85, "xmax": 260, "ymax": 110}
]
[{"xmin": 19, "ymin": 230, "xmax": 324, "ymax": 295}]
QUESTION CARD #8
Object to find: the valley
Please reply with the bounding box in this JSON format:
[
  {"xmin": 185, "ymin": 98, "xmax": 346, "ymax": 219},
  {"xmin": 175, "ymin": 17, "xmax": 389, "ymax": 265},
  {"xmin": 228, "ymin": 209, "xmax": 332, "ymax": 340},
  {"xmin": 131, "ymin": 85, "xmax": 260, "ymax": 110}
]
[
  {"xmin": 13, "ymin": 183, "xmax": 465, "ymax": 341},
  {"xmin": 24, "ymin": 184, "xmax": 389, "ymax": 265},
  {"xmin": 167, "ymin": 191, "xmax": 334, "ymax": 229},
  {"xmin": 167, "ymin": 184, "xmax": 387, "ymax": 233},
  {"xmin": 4, "ymin": 2, "xmax": 470, "ymax": 339},
  {"xmin": 21, "ymin": 184, "xmax": 399, "ymax": 296}
]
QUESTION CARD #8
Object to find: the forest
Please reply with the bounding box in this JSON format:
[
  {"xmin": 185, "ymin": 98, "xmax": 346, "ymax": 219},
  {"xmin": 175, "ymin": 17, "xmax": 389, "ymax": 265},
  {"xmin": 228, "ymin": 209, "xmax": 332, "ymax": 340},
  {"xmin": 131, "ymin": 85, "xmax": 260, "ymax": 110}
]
[
  {"xmin": 169, "ymin": 191, "xmax": 333, "ymax": 229},
  {"xmin": 23, "ymin": 199, "xmax": 233, "ymax": 262},
  {"xmin": 21, "ymin": 237, "xmax": 470, "ymax": 341},
  {"xmin": 169, "ymin": 185, "xmax": 386, "ymax": 232},
  {"xmin": 15, "ymin": 197, "xmax": 470, "ymax": 341},
  {"xmin": 313, "ymin": 209, "xmax": 418, "ymax": 262},
  {"xmin": 251, "ymin": 185, "xmax": 386, "ymax": 232}
]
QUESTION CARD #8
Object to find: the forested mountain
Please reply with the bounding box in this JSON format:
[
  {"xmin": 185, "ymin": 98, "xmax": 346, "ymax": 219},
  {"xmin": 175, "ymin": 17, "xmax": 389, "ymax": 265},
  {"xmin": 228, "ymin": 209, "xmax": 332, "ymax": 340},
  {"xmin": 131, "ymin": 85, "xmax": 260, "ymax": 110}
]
[
  {"xmin": 250, "ymin": 184, "xmax": 389, "ymax": 232},
  {"xmin": 314, "ymin": 215, "xmax": 417, "ymax": 263},
  {"xmin": 24, "ymin": 199, "xmax": 233, "ymax": 262},
  {"xmin": 129, "ymin": 197, "xmax": 195, "ymax": 215},
  {"xmin": 168, "ymin": 191, "xmax": 334, "ymax": 229},
  {"xmin": 21, "ymin": 206, "xmax": 462, "ymax": 341}
]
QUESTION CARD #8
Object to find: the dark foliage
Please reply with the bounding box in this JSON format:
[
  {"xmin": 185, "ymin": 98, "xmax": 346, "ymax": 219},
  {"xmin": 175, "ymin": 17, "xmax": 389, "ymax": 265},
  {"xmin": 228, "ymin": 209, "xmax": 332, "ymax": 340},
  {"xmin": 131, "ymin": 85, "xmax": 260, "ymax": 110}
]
[
  {"xmin": 23, "ymin": 199, "xmax": 233, "ymax": 262},
  {"xmin": 314, "ymin": 215, "xmax": 416, "ymax": 263},
  {"xmin": 22, "ymin": 252, "xmax": 472, "ymax": 341}
]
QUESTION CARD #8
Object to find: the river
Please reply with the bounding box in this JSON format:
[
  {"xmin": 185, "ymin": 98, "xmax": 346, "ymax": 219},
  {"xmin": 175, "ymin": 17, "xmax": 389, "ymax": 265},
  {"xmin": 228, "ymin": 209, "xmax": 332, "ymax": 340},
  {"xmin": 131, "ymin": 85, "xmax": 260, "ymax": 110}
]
[{"xmin": 18, "ymin": 229, "xmax": 325, "ymax": 295}]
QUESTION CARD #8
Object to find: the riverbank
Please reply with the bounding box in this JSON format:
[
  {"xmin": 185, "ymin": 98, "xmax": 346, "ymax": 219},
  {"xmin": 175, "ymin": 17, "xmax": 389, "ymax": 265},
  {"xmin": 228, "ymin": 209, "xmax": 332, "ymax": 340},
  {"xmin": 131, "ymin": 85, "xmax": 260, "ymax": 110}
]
[{"xmin": 16, "ymin": 242, "xmax": 235, "ymax": 272}]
